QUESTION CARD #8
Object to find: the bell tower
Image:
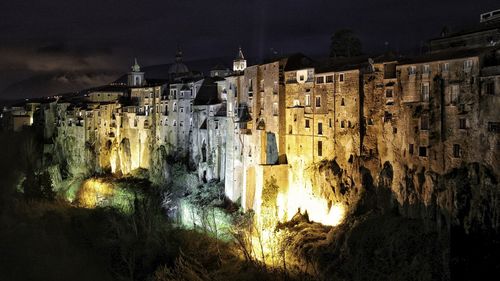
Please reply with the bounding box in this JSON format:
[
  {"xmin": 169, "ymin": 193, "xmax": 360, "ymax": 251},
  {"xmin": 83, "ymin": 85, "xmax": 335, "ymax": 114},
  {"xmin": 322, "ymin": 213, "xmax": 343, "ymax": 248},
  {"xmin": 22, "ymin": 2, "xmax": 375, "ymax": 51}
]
[
  {"xmin": 233, "ymin": 47, "xmax": 247, "ymax": 72},
  {"xmin": 128, "ymin": 58, "xmax": 145, "ymax": 86}
]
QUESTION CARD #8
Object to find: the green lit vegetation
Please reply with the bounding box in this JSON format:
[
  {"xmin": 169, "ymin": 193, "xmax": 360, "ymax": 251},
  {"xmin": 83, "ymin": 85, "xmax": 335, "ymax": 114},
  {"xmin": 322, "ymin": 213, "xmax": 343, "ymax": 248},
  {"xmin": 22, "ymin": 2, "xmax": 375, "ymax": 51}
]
[{"xmin": 0, "ymin": 130, "xmax": 308, "ymax": 281}]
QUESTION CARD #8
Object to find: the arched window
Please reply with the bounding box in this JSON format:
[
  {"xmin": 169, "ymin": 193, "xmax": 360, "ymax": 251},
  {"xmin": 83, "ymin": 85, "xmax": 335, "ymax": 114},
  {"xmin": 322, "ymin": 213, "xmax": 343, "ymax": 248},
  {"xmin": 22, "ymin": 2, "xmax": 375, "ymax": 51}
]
[{"xmin": 135, "ymin": 76, "xmax": 140, "ymax": 85}]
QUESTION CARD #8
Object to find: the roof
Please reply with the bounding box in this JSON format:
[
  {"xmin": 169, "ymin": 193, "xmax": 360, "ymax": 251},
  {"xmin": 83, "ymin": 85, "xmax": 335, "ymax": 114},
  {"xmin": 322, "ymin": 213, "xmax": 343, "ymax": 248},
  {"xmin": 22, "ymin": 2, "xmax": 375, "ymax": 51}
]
[
  {"xmin": 214, "ymin": 104, "xmax": 227, "ymax": 117},
  {"xmin": 199, "ymin": 119, "xmax": 207, "ymax": 129},
  {"xmin": 397, "ymin": 46, "xmax": 500, "ymax": 65},
  {"xmin": 429, "ymin": 21, "xmax": 500, "ymax": 42},
  {"xmin": 235, "ymin": 47, "xmax": 245, "ymax": 60},
  {"xmin": 89, "ymin": 84, "xmax": 130, "ymax": 93},
  {"xmin": 283, "ymin": 53, "xmax": 315, "ymax": 71},
  {"xmin": 193, "ymin": 78, "xmax": 221, "ymax": 106},
  {"xmin": 315, "ymin": 55, "xmax": 370, "ymax": 73}
]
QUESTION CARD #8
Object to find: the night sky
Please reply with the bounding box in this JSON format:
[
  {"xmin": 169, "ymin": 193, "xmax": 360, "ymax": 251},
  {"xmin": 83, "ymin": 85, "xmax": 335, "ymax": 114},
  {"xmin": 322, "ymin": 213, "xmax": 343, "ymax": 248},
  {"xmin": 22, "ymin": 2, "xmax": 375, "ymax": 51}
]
[{"xmin": 0, "ymin": 0, "xmax": 498, "ymax": 99}]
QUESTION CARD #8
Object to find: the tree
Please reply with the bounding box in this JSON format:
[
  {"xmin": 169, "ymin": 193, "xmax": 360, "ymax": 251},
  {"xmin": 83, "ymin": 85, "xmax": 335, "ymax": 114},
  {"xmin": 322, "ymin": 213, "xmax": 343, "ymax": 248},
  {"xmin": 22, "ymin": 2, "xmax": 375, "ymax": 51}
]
[{"xmin": 329, "ymin": 29, "xmax": 363, "ymax": 58}]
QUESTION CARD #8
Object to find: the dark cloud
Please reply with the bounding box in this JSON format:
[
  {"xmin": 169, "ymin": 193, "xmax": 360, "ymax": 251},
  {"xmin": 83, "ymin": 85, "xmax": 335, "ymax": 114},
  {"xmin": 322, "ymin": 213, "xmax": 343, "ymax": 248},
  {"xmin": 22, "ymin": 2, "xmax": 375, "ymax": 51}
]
[{"xmin": 0, "ymin": 0, "xmax": 499, "ymax": 98}]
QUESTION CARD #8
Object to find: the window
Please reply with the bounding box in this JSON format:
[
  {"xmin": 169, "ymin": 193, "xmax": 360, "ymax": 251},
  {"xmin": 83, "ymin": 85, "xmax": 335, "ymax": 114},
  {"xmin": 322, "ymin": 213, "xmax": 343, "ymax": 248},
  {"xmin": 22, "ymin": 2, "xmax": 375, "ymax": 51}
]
[
  {"xmin": 341, "ymin": 120, "xmax": 345, "ymax": 128},
  {"xmin": 293, "ymin": 99, "xmax": 300, "ymax": 106},
  {"xmin": 453, "ymin": 144, "xmax": 461, "ymax": 158},
  {"xmin": 273, "ymin": 102, "xmax": 278, "ymax": 116},
  {"xmin": 316, "ymin": 76, "xmax": 324, "ymax": 84},
  {"xmin": 318, "ymin": 141, "xmax": 323, "ymax": 156},
  {"xmin": 305, "ymin": 94, "xmax": 311, "ymax": 106},
  {"xmin": 293, "ymin": 114, "xmax": 297, "ymax": 122},
  {"xmin": 329, "ymin": 118, "xmax": 332, "ymax": 128},
  {"xmin": 393, "ymin": 127, "xmax": 397, "ymax": 134},
  {"xmin": 173, "ymin": 120, "xmax": 177, "ymax": 126},
  {"xmin": 305, "ymin": 119, "xmax": 310, "ymax": 128},
  {"xmin": 450, "ymin": 85, "xmax": 459, "ymax": 105},
  {"xmin": 173, "ymin": 102, "xmax": 177, "ymax": 112},
  {"xmin": 422, "ymin": 83, "xmax": 430, "ymax": 102},
  {"xmin": 408, "ymin": 66, "xmax": 416, "ymax": 75},
  {"xmin": 180, "ymin": 107, "xmax": 184, "ymax": 113},
  {"xmin": 318, "ymin": 122, "xmax": 323, "ymax": 135},
  {"xmin": 420, "ymin": 115, "xmax": 429, "ymax": 130},
  {"xmin": 419, "ymin": 146, "xmax": 427, "ymax": 157},
  {"xmin": 464, "ymin": 59, "xmax": 473, "ymax": 71},
  {"xmin": 341, "ymin": 98, "xmax": 345, "ymax": 106},
  {"xmin": 215, "ymin": 121, "xmax": 219, "ymax": 129},
  {"xmin": 459, "ymin": 118, "xmax": 467, "ymax": 129},
  {"xmin": 315, "ymin": 96, "xmax": 321, "ymax": 107},
  {"xmin": 326, "ymin": 75, "xmax": 334, "ymax": 83},
  {"xmin": 348, "ymin": 120, "xmax": 352, "ymax": 128},
  {"xmin": 299, "ymin": 75, "xmax": 305, "ymax": 81},
  {"xmin": 180, "ymin": 121, "xmax": 184, "ymax": 127},
  {"xmin": 488, "ymin": 122, "xmax": 500, "ymax": 133},
  {"xmin": 486, "ymin": 82, "xmax": 495, "ymax": 95},
  {"xmin": 339, "ymin": 73, "xmax": 344, "ymax": 82},
  {"xmin": 165, "ymin": 118, "xmax": 168, "ymax": 126},
  {"xmin": 409, "ymin": 144, "xmax": 414, "ymax": 155},
  {"xmin": 385, "ymin": 89, "xmax": 393, "ymax": 98},
  {"xmin": 442, "ymin": 63, "xmax": 449, "ymax": 72},
  {"xmin": 423, "ymin": 64, "xmax": 430, "ymax": 73}
]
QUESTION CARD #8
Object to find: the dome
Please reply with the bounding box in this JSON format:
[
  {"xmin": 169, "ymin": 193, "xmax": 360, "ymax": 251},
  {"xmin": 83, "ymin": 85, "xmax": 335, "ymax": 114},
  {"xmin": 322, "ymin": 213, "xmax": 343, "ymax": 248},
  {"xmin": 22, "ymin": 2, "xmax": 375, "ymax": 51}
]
[
  {"xmin": 168, "ymin": 62, "xmax": 189, "ymax": 75},
  {"xmin": 168, "ymin": 48, "xmax": 189, "ymax": 75}
]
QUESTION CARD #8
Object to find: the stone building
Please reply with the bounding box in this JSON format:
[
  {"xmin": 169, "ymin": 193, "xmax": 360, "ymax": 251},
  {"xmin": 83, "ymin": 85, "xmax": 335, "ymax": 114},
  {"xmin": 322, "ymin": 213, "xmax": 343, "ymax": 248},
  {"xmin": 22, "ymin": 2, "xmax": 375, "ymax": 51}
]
[{"xmin": 12, "ymin": 20, "xmax": 499, "ymax": 228}]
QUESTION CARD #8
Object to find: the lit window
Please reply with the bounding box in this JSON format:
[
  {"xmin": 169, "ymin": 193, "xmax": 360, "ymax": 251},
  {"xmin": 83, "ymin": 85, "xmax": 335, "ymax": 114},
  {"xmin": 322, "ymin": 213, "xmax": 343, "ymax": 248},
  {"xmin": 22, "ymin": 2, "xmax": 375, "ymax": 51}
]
[
  {"xmin": 442, "ymin": 63, "xmax": 449, "ymax": 72},
  {"xmin": 464, "ymin": 59, "xmax": 473, "ymax": 70},
  {"xmin": 422, "ymin": 83, "xmax": 430, "ymax": 102},
  {"xmin": 273, "ymin": 102, "xmax": 278, "ymax": 116},
  {"xmin": 408, "ymin": 66, "xmax": 416, "ymax": 75},
  {"xmin": 305, "ymin": 94, "xmax": 311, "ymax": 106}
]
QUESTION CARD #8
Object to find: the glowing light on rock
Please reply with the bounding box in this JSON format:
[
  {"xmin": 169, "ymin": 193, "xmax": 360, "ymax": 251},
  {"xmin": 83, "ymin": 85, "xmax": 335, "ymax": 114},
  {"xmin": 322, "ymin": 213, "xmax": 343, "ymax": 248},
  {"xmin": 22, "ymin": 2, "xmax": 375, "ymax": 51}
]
[{"xmin": 77, "ymin": 178, "xmax": 114, "ymax": 208}]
